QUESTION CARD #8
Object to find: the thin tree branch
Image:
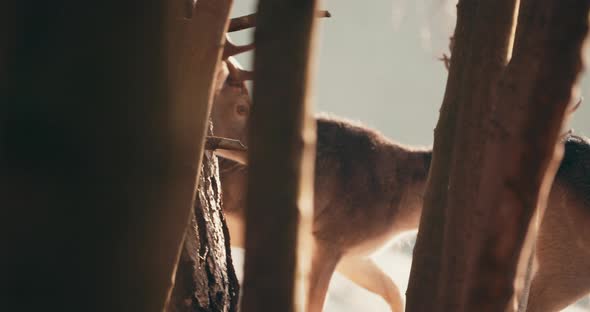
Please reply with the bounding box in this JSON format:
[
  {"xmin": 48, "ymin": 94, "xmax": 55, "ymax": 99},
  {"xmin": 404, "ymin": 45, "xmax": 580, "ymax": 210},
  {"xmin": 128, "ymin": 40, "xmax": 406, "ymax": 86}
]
[
  {"xmin": 205, "ymin": 136, "xmax": 247, "ymax": 151},
  {"xmin": 228, "ymin": 10, "xmax": 330, "ymax": 32}
]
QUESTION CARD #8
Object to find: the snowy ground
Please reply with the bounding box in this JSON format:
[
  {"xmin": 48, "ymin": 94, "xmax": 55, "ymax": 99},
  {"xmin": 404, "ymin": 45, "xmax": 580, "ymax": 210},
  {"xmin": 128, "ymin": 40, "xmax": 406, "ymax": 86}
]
[{"xmin": 230, "ymin": 233, "xmax": 589, "ymax": 312}]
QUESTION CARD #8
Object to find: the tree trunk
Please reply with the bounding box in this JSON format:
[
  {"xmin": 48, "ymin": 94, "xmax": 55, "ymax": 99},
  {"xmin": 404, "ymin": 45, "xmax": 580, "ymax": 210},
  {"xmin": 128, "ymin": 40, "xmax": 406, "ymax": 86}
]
[
  {"xmin": 407, "ymin": 2, "xmax": 519, "ymax": 308},
  {"xmin": 406, "ymin": 0, "xmax": 590, "ymax": 311},
  {"xmin": 1, "ymin": 0, "xmax": 236, "ymax": 311},
  {"xmin": 168, "ymin": 147, "xmax": 239, "ymax": 312},
  {"xmin": 240, "ymin": 0, "xmax": 319, "ymax": 311},
  {"xmin": 165, "ymin": 0, "xmax": 239, "ymax": 311}
]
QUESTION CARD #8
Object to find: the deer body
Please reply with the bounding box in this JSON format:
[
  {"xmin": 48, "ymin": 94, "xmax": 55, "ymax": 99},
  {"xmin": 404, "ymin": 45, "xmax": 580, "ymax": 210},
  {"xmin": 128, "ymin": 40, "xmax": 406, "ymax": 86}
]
[
  {"xmin": 212, "ymin": 55, "xmax": 590, "ymax": 312},
  {"xmin": 219, "ymin": 115, "xmax": 426, "ymax": 311},
  {"xmin": 218, "ymin": 116, "xmax": 590, "ymax": 312},
  {"xmin": 310, "ymin": 116, "xmax": 429, "ymax": 256}
]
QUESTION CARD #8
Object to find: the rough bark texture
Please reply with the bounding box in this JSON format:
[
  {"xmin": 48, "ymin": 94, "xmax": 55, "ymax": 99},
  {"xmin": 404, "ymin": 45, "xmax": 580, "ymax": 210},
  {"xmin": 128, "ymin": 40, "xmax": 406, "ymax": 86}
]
[
  {"xmin": 165, "ymin": 0, "xmax": 238, "ymax": 311},
  {"xmin": 168, "ymin": 146, "xmax": 239, "ymax": 312},
  {"xmin": 406, "ymin": 0, "xmax": 590, "ymax": 311},
  {"xmin": 407, "ymin": 2, "xmax": 519, "ymax": 309},
  {"xmin": 240, "ymin": 0, "xmax": 319, "ymax": 311}
]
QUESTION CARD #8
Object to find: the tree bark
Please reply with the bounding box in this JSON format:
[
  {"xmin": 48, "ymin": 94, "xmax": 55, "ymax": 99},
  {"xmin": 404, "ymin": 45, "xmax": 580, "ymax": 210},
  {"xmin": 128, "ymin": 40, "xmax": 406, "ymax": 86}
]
[
  {"xmin": 407, "ymin": 2, "xmax": 519, "ymax": 309},
  {"xmin": 1, "ymin": 0, "xmax": 236, "ymax": 311},
  {"xmin": 240, "ymin": 0, "xmax": 319, "ymax": 311},
  {"xmin": 166, "ymin": 0, "xmax": 238, "ymax": 311},
  {"xmin": 168, "ymin": 147, "xmax": 240, "ymax": 312},
  {"xmin": 406, "ymin": 0, "xmax": 590, "ymax": 311}
]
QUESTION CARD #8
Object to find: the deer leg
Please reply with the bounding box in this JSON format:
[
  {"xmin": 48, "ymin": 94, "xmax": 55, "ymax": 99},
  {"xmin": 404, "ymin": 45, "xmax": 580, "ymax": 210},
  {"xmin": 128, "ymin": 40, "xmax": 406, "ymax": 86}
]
[
  {"xmin": 307, "ymin": 242, "xmax": 341, "ymax": 312},
  {"xmin": 336, "ymin": 256, "xmax": 404, "ymax": 312}
]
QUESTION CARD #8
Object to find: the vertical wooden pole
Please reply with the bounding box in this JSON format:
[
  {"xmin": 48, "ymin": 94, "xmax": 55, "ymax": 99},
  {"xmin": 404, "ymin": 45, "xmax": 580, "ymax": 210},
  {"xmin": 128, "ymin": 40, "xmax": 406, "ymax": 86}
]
[{"xmin": 240, "ymin": 0, "xmax": 319, "ymax": 311}]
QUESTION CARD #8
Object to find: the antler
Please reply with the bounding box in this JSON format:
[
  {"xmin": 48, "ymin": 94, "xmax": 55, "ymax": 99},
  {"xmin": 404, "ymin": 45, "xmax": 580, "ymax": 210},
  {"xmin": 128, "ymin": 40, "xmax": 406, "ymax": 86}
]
[
  {"xmin": 225, "ymin": 56, "xmax": 254, "ymax": 84},
  {"xmin": 222, "ymin": 10, "xmax": 331, "ymax": 82},
  {"xmin": 223, "ymin": 10, "xmax": 331, "ymax": 59},
  {"xmin": 228, "ymin": 13, "xmax": 257, "ymax": 33},
  {"xmin": 228, "ymin": 10, "xmax": 331, "ymax": 32},
  {"xmin": 222, "ymin": 35, "xmax": 255, "ymax": 60}
]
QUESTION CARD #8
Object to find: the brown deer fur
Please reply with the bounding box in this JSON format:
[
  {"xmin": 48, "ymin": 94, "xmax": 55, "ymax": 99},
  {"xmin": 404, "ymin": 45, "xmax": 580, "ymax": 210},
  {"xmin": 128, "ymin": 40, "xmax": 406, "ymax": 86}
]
[
  {"xmin": 526, "ymin": 135, "xmax": 590, "ymax": 312},
  {"xmin": 211, "ymin": 59, "xmax": 590, "ymax": 312},
  {"xmin": 217, "ymin": 119, "xmax": 590, "ymax": 312}
]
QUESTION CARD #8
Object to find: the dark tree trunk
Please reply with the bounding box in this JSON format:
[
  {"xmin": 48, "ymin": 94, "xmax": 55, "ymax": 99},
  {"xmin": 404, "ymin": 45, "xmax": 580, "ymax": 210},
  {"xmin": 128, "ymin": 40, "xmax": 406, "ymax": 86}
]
[
  {"xmin": 406, "ymin": 0, "xmax": 590, "ymax": 311},
  {"xmin": 1, "ymin": 0, "xmax": 236, "ymax": 311},
  {"xmin": 240, "ymin": 0, "xmax": 319, "ymax": 311}
]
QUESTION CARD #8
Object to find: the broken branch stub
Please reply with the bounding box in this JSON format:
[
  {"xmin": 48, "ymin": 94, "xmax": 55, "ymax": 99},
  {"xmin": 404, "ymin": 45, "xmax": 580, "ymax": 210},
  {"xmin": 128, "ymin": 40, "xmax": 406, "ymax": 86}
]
[{"xmin": 205, "ymin": 136, "xmax": 247, "ymax": 151}]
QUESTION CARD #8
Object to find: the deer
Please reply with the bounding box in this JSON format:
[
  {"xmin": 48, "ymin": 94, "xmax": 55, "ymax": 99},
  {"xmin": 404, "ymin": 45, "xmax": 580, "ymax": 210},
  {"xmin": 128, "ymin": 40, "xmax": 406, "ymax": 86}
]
[{"xmin": 212, "ymin": 14, "xmax": 590, "ymax": 312}]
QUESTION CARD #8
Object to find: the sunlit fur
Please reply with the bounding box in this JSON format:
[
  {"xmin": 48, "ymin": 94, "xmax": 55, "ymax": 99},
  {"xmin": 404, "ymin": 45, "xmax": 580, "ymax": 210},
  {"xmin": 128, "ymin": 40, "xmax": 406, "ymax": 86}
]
[
  {"xmin": 219, "ymin": 125, "xmax": 590, "ymax": 312},
  {"xmin": 212, "ymin": 58, "xmax": 590, "ymax": 312},
  {"xmin": 526, "ymin": 134, "xmax": 590, "ymax": 312}
]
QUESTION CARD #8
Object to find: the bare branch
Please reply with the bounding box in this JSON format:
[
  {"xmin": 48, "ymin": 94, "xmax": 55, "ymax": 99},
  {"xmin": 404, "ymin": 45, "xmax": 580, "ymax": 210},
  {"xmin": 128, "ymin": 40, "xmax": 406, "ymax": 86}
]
[
  {"xmin": 228, "ymin": 10, "xmax": 331, "ymax": 32},
  {"xmin": 205, "ymin": 136, "xmax": 247, "ymax": 151},
  {"xmin": 439, "ymin": 53, "xmax": 451, "ymax": 71},
  {"xmin": 439, "ymin": 36, "xmax": 455, "ymax": 71}
]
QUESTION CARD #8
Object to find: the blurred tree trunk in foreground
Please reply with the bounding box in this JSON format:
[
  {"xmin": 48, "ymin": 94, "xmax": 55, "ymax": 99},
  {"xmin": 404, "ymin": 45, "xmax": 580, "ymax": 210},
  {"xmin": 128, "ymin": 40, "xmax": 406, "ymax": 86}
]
[
  {"xmin": 406, "ymin": 0, "xmax": 590, "ymax": 311},
  {"xmin": 240, "ymin": 0, "xmax": 319, "ymax": 311},
  {"xmin": 1, "ymin": 0, "xmax": 237, "ymax": 311}
]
